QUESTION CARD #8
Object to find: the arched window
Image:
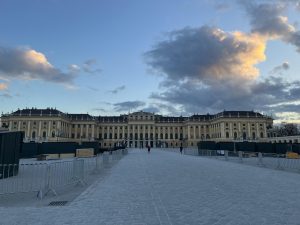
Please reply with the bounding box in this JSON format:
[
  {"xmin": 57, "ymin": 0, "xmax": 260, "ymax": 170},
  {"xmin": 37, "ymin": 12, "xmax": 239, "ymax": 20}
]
[
  {"xmin": 160, "ymin": 133, "xmax": 163, "ymax": 139},
  {"xmin": 243, "ymin": 132, "xmax": 247, "ymax": 140},
  {"xmin": 52, "ymin": 131, "xmax": 55, "ymax": 138},
  {"xmin": 165, "ymin": 133, "xmax": 168, "ymax": 139},
  {"xmin": 42, "ymin": 131, "xmax": 46, "ymax": 138},
  {"xmin": 234, "ymin": 132, "xmax": 238, "ymax": 139},
  {"xmin": 226, "ymin": 132, "xmax": 229, "ymax": 138},
  {"xmin": 252, "ymin": 132, "xmax": 256, "ymax": 140},
  {"xmin": 32, "ymin": 131, "xmax": 36, "ymax": 139},
  {"xmin": 206, "ymin": 134, "xmax": 210, "ymax": 139},
  {"xmin": 260, "ymin": 132, "xmax": 264, "ymax": 138}
]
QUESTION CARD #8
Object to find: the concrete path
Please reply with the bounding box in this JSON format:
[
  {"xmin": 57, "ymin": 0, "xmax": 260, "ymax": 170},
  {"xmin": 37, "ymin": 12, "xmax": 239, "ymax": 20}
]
[{"xmin": 0, "ymin": 148, "xmax": 300, "ymax": 225}]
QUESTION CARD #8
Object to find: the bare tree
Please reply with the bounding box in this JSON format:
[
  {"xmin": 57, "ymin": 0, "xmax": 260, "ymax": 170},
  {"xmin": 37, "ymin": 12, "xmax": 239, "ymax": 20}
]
[{"xmin": 277, "ymin": 123, "xmax": 299, "ymax": 136}]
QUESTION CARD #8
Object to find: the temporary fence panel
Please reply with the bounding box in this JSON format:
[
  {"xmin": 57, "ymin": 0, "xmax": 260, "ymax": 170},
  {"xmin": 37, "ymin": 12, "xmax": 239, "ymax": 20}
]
[{"xmin": 0, "ymin": 149, "xmax": 128, "ymax": 199}]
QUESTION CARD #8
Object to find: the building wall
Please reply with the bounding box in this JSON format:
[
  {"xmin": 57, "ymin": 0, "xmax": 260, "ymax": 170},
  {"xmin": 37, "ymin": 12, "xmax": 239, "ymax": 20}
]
[{"xmin": 0, "ymin": 110, "xmax": 273, "ymax": 147}]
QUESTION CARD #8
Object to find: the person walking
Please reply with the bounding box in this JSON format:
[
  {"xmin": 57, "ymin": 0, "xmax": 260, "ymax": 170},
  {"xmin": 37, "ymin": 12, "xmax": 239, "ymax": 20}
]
[
  {"xmin": 147, "ymin": 145, "xmax": 151, "ymax": 153},
  {"xmin": 180, "ymin": 146, "xmax": 183, "ymax": 154}
]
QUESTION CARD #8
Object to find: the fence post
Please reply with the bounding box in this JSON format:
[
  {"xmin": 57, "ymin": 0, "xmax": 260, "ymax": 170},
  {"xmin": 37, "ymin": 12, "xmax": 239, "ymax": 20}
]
[
  {"xmin": 95, "ymin": 154, "xmax": 101, "ymax": 172},
  {"xmin": 276, "ymin": 155, "xmax": 282, "ymax": 170},
  {"xmin": 238, "ymin": 151, "xmax": 243, "ymax": 163},
  {"xmin": 103, "ymin": 152, "xmax": 109, "ymax": 164},
  {"xmin": 73, "ymin": 159, "xmax": 86, "ymax": 186},
  {"xmin": 257, "ymin": 152, "xmax": 264, "ymax": 166},
  {"xmin": 225, "ymin": 150, "xmax": 228, "ymax": 161},
  {"xmin": 38, "ymin": 164, "xmax": 57, "ymax": 200}
]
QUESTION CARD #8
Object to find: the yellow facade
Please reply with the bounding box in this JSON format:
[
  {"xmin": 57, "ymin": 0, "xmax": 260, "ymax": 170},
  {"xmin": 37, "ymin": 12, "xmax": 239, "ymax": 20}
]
[{"xmin": 0, "ymin": 108, "xmax": 273, "ymax": 148}]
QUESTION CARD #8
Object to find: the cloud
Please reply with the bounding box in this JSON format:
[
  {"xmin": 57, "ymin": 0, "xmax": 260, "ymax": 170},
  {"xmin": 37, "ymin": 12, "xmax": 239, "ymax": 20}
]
[
  {"xmin": 68, "ymin": 64, "xmax": 81, "ymax": 74},
  {"xmin": 87, "ymin": 86, "xmax": 99, "ymax": 92},
  {"xmin": 141, "ymin": 102, "xmax": 181, "ymax": 115},
  {"xmin": 0, "ymin": 93, "xmax": 12, "ymax": 98},
  {"xmin": 113, "ymin": 101, "xmax": 146, "ymax": 112},
  {"xmin": 68, "ymin": 59, "xmax": 101, "ymax": 76},
  {"xmin": 241, "ymin": 1, "xmax": 300, "ymax": 51},
  {"xmin": 145, "ymin": 26, "xmax": 266, "ymax": 86},
  {"xmin": 214, "ymin": 2, "xmax": 231, "ymax": 12},
  {"xmin": 0, "ymin": 46, "xmax": 76, "ymax": 85},
  {"xmin": 143, "ymin": 2, "xmax": 300, "ymax": 121},
  {"xmin": 150, "ymin": 75, "xmax": 300, "ymax": 116},
  {"xmin": 109, "ymin": 85, "xmax": 126, "ymax": 94},
  {"xmin": 274, "ymin": 111, "xmax": 300, "ymax": 123},
  {"xmin": 270, "ymin": 61, "xmax": 290, "ymax": 74},
  {"xmin": 82, "ymin": 59, "xmax": 102, "ymax": 74},
  {"xmin": 0, "ymin": 83, "xmax": 8, "ymax": 91},
  {"xmin": 91, "ymin": 108, "xmax": 107, "ymax": 113}
]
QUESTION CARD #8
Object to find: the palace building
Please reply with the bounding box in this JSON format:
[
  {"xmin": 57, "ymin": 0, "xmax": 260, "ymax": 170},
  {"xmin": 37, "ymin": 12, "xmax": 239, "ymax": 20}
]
[{"xmin": 0, "ymin": 108, "xmax": 273, "ymax": 148}]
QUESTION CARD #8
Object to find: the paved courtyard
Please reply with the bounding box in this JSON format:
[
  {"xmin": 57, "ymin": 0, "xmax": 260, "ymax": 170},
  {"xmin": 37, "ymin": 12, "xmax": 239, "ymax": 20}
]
[{"xmin": 0, "ymin": 148, "xmax": 300, "ymax": 225}]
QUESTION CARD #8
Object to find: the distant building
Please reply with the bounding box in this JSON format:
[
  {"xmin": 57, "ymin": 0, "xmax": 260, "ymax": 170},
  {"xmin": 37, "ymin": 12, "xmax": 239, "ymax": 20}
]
[{"xmin": 0, "ymin": 108, "xmax": 273, "ymax": 148}]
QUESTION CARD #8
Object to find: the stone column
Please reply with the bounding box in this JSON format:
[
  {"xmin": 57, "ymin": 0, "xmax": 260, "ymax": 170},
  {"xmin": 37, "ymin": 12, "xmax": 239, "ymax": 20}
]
[
  {"xmin": 92, "ymin": 124, "xmax": 95, "ymax": 139},
  {"xmin": 263, "ymin": 123, "xmax": 267, "ymax": 138},
  {"xmin": 48, "ymin": 121, "xmax": 51, "ymax": 138},
  {"xmin": 85, "ymin": 124, "xmax": 89, "ymax": 139},
  {"xmin": 193, "ymin": 126, "xmax": 196, "ymax": 140},
  {"xmin": 27, "ymin": 121, "xmax": 31, "ymax": 138},
  {"xmin": 18, "ymin": 121, "xmax": 21, "ymax": 131},
  {"xmin": 74, "ymin": 124, "xmax": 78, "ymax": 139},
  {"xmin": 248, "ymin": 122, "xmax": 251, "ymax": 139},
  {"xmin": 38, "ymin": 121, "xmax": 42, "ymax": 138}
]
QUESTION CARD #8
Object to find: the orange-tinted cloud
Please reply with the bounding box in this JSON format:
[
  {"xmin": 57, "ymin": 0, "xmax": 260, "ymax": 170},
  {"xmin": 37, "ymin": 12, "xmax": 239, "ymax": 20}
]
[
  {"xmin": 0, "ymin": 83, "xmax": 8, "ymax": 91},
  {"xmin": 0, "ymin": 46, "xmax": 75, "ymax": 85},
  {"xmin": 145, "ymin": 26, "xmax": 267, "ymax": 85}
]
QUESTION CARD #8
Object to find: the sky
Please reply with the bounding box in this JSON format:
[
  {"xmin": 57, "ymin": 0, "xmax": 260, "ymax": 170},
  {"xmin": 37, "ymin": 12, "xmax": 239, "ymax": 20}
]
[{"xmin": 0, "ymin": 0, "xmax": 300, "ymax": 123}]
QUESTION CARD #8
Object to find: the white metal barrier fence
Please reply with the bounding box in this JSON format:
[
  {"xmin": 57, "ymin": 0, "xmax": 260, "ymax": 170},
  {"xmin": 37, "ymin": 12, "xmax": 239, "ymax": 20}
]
[
  {"xmin": 0, "ymin": 149, "xmax": 128, "ymax": 199},
  {"xmin": 198, "ymin": 149, "xmax": 300, "ymax": 173}
]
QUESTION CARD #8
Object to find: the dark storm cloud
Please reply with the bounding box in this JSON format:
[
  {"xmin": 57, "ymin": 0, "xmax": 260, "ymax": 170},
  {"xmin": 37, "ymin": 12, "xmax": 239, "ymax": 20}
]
[
  {"xmin": 113, "ymin": 101, "xmax": 146, "ymax": 112},
  {"xmin": 0, "ymin": 46, "xmax": 76, "ymax": 85}
]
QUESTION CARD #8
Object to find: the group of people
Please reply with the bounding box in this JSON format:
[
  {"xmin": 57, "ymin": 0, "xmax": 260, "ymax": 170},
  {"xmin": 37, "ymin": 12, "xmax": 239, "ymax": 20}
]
[{"xmin": 145, "ymin": 145, "xmax": 183, "ymax": 154}]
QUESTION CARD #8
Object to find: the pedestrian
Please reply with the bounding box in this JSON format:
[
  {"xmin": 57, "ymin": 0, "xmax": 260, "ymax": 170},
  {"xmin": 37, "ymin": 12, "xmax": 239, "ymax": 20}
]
[
  {"xmin": 180, "ymin": 146, "xmax": 183, "ymax": 154},
  {"xmin": 147, "ymin": 145, "xmax": 151, "ymax": 153}
]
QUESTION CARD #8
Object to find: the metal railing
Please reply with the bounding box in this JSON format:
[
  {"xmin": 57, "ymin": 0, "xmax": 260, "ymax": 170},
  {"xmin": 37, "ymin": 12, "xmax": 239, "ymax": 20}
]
[
  {"xmin": 197, "ymin": 149, "xmax": 300, "ymax": 173},
  {"xmin": 0, "ymin": 149, "xmax": 128, "ymax": 199}
]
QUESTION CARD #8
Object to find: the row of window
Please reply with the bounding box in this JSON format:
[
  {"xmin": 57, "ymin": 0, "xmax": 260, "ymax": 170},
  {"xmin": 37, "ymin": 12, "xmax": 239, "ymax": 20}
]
[
  {"xmin": 225, "ymin": 131, "xmax": 264, "ymax": 139},
  {"xmin": 225, "ymin": 123, "xmax": 264, "ymax": 127}
]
